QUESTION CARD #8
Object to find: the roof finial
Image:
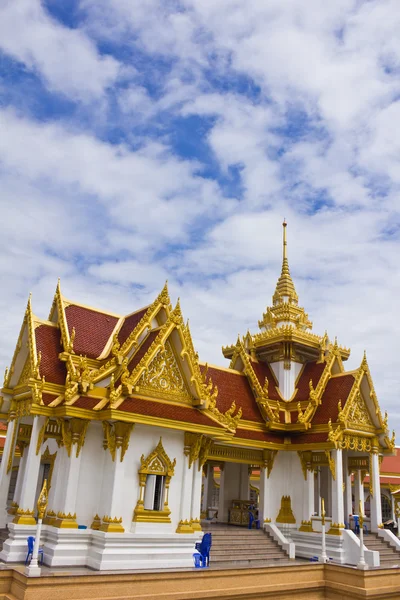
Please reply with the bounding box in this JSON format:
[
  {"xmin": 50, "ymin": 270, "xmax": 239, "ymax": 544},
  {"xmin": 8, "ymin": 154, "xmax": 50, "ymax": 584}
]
[
  {"xmin": 283, "ymin": 219, "xmax": 287, "ymax": 261},
  {"xmin": 272, "ymin": 220, "xmax": 298, "ymax": 305}
]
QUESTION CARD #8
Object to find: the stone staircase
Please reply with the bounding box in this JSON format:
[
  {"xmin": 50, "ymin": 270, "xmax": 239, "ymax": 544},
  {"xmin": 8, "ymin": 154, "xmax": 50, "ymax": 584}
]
[
  {"xmin": 365, "ymin": 533, "xmax": 400, "ymax": 567},
  {"xmin": 202, "ymin": 524, "xmax": 289, "ymax": 567}
]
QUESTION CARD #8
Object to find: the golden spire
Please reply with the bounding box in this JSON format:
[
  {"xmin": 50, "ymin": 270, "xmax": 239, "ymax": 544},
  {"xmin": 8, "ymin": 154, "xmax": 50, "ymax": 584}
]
[{"xmin": 272, "ymin": 220, "xmax": 298, "ymax": 305}]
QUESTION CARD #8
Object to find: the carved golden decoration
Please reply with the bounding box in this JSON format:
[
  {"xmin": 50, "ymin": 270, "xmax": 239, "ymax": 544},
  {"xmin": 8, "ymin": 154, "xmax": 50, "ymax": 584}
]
[
  {"xmin": 7, "ymin": 420, "xmax": 18, "ymax": 474},
  {"xmin": 13, "ymin": 508, "xmax": 36, "ymax": 526},
  {"xmin": 207, "ymin": 444, "xmax": 264, "ymax": 466},
  {"xmin": 54, "ymin": 511, "xmax": 78, "ymax": 529},
  {"xmin": 263, "ymin": 449, "xmax": 278, "ymax": 478},
  {"xmin": 327, "ymin": 523, "xmax": 345, "ymax": 536},
  {"xmin": 66, "ymin": 327, "xmax": 76, "ymax": 354},
  {"xmin": 7, "ymin": 501, "xmax": 18, "ymax": 516},
  {"xmin": 184, "ymin": 432, "xmax": 203, "ymax": 468},
  {"xmin": 37, "ymin": 479, "xmax": 48, "ymax": 520},
  {"xmin": 100, "ymin": 515, "xmax": 124, "ymax": 533},
  {"xmin": 91, "ymin": 514, "xmax": 101, "ymax": 530},
  {"xmin": 276, "ymin": 495, "xmax": 296, "ymax": 524},
  {"xmin": 36, "ymin": 418, "xmax": 50, "ymax": 455},
  {"xmin": 190, "ymin": 518, "xmax": 202, "ymax": 532},
  {"xmin": 325, "ymin": 450, "xmax": 336, "ymax": 481},
  {"xmin": 137, "ymin": 341, "xmax": 191, "ymax": 402},
  {"xmin": 297, "ymin": 450, "xmax": 313, "ymax": 480},
  {"xmin": 102, "ymin": 421, "xmax": 134, "ymax": 462},
  {"xmin": 299, "ymin": 519, "xmax": 314, "ymax": 532},
  {"xmin": 43, "ymin": 509, "xmax": 57, "ymax": 526},
  {"xmin": 57, "ymin": 418, "xmax": 89, "ymax": 458},
  {"xmin": 176, "ymin": 519, "xmax": 194, "ymax": 534},
  {"xmin": 17, "ymin": 357, "xmax": 31, "ymax": 387}
]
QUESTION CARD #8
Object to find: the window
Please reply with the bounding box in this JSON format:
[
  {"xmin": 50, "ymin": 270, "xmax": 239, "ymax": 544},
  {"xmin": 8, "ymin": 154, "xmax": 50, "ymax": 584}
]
[
  {"xmin": 381, "ymin": 494, "xmax": 392, "ymax": 521},
  {"xmin": 133, "ymin": 438, "xmax": 176, "ymax": 523}
]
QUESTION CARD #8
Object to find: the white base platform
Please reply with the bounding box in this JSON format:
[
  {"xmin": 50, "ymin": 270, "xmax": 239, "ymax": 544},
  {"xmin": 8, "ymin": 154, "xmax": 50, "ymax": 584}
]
[{"xmin": 0, "ymin": 524, "xmax": 202, "ymax": 570}]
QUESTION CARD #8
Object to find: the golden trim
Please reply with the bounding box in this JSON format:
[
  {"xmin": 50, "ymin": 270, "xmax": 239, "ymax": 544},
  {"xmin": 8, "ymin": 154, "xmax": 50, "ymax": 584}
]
[
  {"xmin": 13, "ymin": 508, "xmax": 36, "ymax": 526},
  {"xmin": 276, "ymin": 496, "xmax": 296, "ymax": 524},
  {"xmin": 99, "ymin": 516, "xmax": 124, "ymax": 533},
  {"xmin": 176, "ymin": 519, "xmax": 194, "ymax": 534},
  {"xmin": 54, "ymin": 511, "xmax": 78, "ymax": 529}
]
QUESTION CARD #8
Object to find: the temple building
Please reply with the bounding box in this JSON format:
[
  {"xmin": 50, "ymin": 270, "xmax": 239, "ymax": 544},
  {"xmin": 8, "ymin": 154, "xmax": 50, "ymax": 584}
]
[{"xmin": 0, "ymin": 223, "xmax": 397, "ymax": 570}]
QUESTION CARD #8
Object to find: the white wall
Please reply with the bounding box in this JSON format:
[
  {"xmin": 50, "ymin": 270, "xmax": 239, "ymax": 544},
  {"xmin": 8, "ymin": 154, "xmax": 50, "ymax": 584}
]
[
  {"xmin": 76, "ymin": 421, "xmax": 105, "ymax": 526},
  {"xmin": 268, "ymin": 452, "xmax": 305, "ymax": 523}
]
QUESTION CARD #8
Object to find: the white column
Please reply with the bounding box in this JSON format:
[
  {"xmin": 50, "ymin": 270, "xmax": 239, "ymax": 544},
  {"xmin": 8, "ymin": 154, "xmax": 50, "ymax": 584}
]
[
  {"xmin": 216, "ymin": 466, "xmax": 225, "ymax": 522},
  {"xmin": 259, "ymin": 467, "xmax": 271, "ymax": 522},
  {"xmin": 177, "ymin": 453, "xmax": 193, "ymax": 531},
  {"xmin": 354, "ymin": 470, "xmax": 361, "ymax": 520},
  {"xmin": 55, "ymin": 450, "xmax": 82, "ymax": 520},
  {"xmin": 0, "ymin": 419, "xmax": 19, "ymax": 526},
  {"xmin": 317, "ymin": 469, "xmax": 321, "ymax": 515},
  {"xmin": 331, "ymin": 449, "xmax": 344, "ymax": 526},
  {"xmin": 12, "ymin": 443, "xmax": 29, "ymax": 507},
  {"xmin": 104, "ymin": 446, "xmax": 125, "ymax": 519},
  {"xmin": 48, "ymin": 447, "xmax": 67, "ymax": 514},
  {"xmin": 303, "ymin": 469, "xmax": 315, "ymax": 521},
  {"xmin": 344, "ymin": 453, "xmax": 353, "ymax": 524},
  {"xmin": 370, "ymin": 453, "xmax": 382, "ymax": 532},
  {"xmin": 16, "ymin": 416, "xmax": 47, "ymax": 523},
  {"xmin": 201, "ymin": 465, "xmax": 210, "ymax": 515},
  {"xmin": 190, "ymin": 460, "xmax": 203, "ymax": 526},
  {"xmin": 239, "ymin": 464, "xmax": 250, "ymax": 500}
]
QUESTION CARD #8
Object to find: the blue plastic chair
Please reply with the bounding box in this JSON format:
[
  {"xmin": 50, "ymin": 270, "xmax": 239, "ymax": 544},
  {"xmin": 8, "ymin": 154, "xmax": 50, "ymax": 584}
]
[
  {"xmin": 195, "ymin": 532, "xmax": 212, "ymax": 567},
  {"xmin": 25, "ymin": 536, "xmax": 44, "ymax": 566},
  {"xmin": 193, "ymin": 552, "xmax": 202, "ymax": 568},
  {"xmin": 248, "ymin": 511, "xmax": 260, "ymax": 530}
]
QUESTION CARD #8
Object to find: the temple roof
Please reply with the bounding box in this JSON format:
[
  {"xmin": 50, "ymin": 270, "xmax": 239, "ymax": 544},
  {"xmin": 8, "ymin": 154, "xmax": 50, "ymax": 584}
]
[{"xmin": 1, "ymin": 224, "xmax": 394, "ymax": 453}]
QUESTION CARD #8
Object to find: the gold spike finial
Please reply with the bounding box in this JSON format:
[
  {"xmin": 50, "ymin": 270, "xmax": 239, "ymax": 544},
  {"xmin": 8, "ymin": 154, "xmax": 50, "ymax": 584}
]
[{"xmin": 272, "ymin": 220, "xmax": 298, "ymax": 305}]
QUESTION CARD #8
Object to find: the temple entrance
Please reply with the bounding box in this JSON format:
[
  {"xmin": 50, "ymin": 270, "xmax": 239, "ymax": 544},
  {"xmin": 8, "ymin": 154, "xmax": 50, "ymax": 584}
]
[{"xmin": 202, "ymin": 462, "xmax": 260, "ymax": 527}]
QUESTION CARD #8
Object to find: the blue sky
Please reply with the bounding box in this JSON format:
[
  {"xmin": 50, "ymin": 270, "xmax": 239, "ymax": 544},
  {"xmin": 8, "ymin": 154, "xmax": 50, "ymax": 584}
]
[{"xmin": 1, "ymin": 0, "xmax": 400, "ymax": 433}]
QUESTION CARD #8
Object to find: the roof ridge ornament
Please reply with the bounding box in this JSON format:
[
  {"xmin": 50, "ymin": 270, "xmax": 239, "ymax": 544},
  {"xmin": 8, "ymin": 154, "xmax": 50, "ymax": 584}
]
[{"xmin": 272, "ymin": 220, "xmax": 299, "ymax": 306}]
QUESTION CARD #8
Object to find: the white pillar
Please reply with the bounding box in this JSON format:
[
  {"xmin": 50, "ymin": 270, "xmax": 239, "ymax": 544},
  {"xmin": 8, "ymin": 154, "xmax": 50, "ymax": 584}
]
[
  {"xmin": 354, "ymin": 470, "xmax": 362, "ymax": 520},
  {"xmin": 48, "ymin": 447, "xmax": 67, "ymax": 514},
  {"xmin": 259, "ymin": 467, "xmax": 271, "ymax": 522},
  {"xmin": 344, "ymin": 454, "xmax": 353, "ymax": 525},
  {"xmin": 176, "ymin": 453, "xmax": 193, "ymax": 532},
  {"xmin": 317, "ymin": 469, "xmax": 321, "ymax": 515},
  {"xmin": 217, "ymin": 467, "xmax": 225, "ymax": 522},
  {"xmin": 331, "ymin": 449, "xmax": 344, "ymax": 526},
  {"xmin": 239, "ymin": 464, "xmax": 250, "ymax": 500},
  {"xmin": 13, "ymin": 443, "xmax": 29, "ymax": 507},
  {"xmin": 98, "ymin": 445, "xmax": 126, "ymax": 531},
  {"xmin": 0, "ymin": 419, "xmax": 19, "ymax": 526},
  {"xmin": 190, "ymin": 460, "xmax": 203, "ymax": 527},
  {"xmin": 303, "ymin": 469, "xmax": 315, "ymax": 521},
  {"xmin": 370, "ymin": 453, "xmax": 382, "ymax": 532},
  {"xmin": 15, "ymin": 416, "xmax": 47, "ymax": 524},
  {"xmin": 201, "ymin": 465, "xmax": 210, "ymax": 515},
  {"xmin": 53, "ymin": 441, "xmax": 82, "ymax": 527}
]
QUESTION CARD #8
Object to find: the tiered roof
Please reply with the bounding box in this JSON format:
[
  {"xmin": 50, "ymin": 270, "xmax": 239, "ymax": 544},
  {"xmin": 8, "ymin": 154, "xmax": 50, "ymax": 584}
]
[{"xmin": 1, "ymin": 224, "xmax": 394, "ymax": 453}]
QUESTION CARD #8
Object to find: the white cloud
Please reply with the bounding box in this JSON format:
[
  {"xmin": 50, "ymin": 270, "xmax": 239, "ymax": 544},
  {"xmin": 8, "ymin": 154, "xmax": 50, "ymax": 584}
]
[{"xmin": 0, "ymin": 0, "xmax": 119, "ymax": 100}]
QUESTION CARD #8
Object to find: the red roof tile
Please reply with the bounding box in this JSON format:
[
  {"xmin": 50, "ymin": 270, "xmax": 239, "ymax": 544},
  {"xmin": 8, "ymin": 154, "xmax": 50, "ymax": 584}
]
[
  {"xmin": 35, "ymin": 325, "xmax": 66, "ymax": 385},
  {"xmin": 250, "ymin": 360, "xmax": 280, "ymax": 400},
  {"xmin": 0, "ymin": 423, "xmax": 7, "ymax": 431},
  {"xmin": 74, "ymin": 397, "xmax": 100, "ymax": 410},
  {"xmin": 127, "ymin": 330, "xmax": 159, "ymax": 371},
  {"xmin": 293, "ymin": 361, "xmax": 326, "ymax": 401},
  {"xmin": 381, "ymin": 450, "xmax": 400, "ymax": 474},
  {"xmin": 118, "ymin": 307, "xmax": 148, "ymax": 346},
  {"xmin": 204, "ymin": 366, "xmax": 264, "ymax": 423},
  {"xmin": 65, "ymin": 305, "xmax": 119, "ymax": 359},
  {"xmin": 313, "ymin": 374, "xmax": 355, "ymax": 424},
  {"xmin": 291, "ymin": 432, "xmax": 329, "ymax": 444},
  {"xmin": 234, "ymin": 428, "xmax": 283, "ymax": 443},
  {"xmin": 42, "ymin": 393, "xmax": 58, "ymax": 406},
  {"xmin": 117, "ymin": 397, "xmax": 223, "ymax": 428}
]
